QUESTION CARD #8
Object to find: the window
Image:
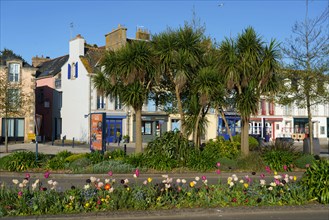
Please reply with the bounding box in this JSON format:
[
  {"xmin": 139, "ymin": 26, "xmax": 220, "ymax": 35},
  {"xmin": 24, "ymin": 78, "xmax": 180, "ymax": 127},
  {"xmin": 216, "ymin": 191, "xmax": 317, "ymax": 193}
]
[
  {"xmin": 320, "ymin": 126, "xmax": 325, "ymax": 135},
  {"xmin": 1, "ymin": 118, "xmax": 24, "ymax": 138},
  {"xmin": 7, "ymin": 89, "xmax": 20, "ymax": 110},
  {"xmin": 97, "ymin": 94, "xmax": 106, "ymax": 109},
  {"xmin": 142, "ymin": 122, "xmax": 152, "ymax": 135},
  {"xmin": 115, "ymin": 96, "xmax": 122, "ymax": 110},
  {"xmin": 9, "ymin": 63, "xmax": 20, "ymax": 82}
]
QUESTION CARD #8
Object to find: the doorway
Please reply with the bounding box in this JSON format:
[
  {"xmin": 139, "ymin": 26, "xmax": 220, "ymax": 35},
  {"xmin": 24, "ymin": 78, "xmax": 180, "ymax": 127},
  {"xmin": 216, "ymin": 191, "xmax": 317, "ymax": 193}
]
[{"xmin": 106, "ymin": 119, "xmax": 122, "ymax": 143}]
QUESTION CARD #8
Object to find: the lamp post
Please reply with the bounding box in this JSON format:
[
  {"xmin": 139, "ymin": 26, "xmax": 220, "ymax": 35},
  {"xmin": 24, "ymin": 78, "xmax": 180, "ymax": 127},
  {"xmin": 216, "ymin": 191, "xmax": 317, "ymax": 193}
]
[{"xmin": 127, "ymin": 110, "xmax": 131, "ymax": 140}]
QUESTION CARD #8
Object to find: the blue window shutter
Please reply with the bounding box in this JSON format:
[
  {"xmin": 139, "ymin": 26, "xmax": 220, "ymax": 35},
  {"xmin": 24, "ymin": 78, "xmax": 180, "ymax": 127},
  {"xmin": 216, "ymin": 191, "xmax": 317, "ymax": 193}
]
[
  {"xmin": 68, "ymin": 64, "xmax": 71, "ymax": 79},
  {"xmin": 75, "ymin": 62, "xmax": 78, "ymax": 78}
]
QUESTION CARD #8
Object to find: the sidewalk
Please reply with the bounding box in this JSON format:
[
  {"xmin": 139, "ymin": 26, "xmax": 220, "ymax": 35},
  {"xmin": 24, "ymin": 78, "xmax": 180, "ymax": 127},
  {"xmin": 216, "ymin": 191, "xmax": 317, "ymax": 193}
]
[
  {"xmin": 1, "ymin": 140, "xmax": 328, "ymax": 158},
  {"xmin": 0, "ymin": 142, "xmax": 144, "ymax": 158}
]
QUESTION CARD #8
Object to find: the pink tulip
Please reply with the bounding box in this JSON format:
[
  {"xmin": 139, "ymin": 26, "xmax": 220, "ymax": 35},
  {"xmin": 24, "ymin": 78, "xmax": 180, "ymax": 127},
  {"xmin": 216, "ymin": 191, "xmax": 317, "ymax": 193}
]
[
  {"xmin": 216, "ymin": 162, "xmax": 221, "ymax": 167},
  {"xmin": 44, "ymin": 171, "xmax": 50, "ymax": 179},
  {"xmin": 216, "ymin": 169, "xmax": 221, "ymax": 175},
  {"xmin": 108, "ymin": 171, "xmax": 113, "ymax": 176}
]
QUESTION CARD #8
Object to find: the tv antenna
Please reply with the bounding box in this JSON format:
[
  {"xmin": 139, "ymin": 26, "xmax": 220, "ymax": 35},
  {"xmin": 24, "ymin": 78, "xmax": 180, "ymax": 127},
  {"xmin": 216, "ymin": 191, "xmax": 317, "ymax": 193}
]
[{"xmin": 70, "ymin": 22, "xmax": 74, "ymax": 39}]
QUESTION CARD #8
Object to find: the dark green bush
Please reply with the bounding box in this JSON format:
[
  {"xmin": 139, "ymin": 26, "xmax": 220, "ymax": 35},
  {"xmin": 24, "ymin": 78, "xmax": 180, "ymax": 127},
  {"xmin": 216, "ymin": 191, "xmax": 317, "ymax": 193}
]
[
  {"xmin": 105, "ymin": 149, "xmax": 126, "ymax": 160},
  {"xmin": 69, "ymin": 157, "xmax": 92, "ymax": 172},
  {"xmin": 262, "ymin": 142, "xmax": 300, "ymax": 171},
  {"xmin": 124, "ymin": 153, "xmax": 145, "ymax": 168},
  {"xmin": 232, "ymin": 134, "xmax": 259, "ymax": 151},
  {"xmin": 294, "ymin": 154, "xmax": 316, "ymax": 169},
  {"xmin": 301, "ymin": 159, "xmax": 329, "ymax": 204},
  {"xmin": 143, "ymin": 131, "xmax": 192, "ymax": 170},
  {"xmin": 46, "ymin": 150, "xmax": 72, "ymax": 170},
  {"xmin": 87, "ymin": 151, "xmax": 105, "ymax": 164},
  {"xmin": 237, "ymin": 152, "xmax": 265, "ymax": 171},
  {"xmin": 2, "ymin": 151, "xmax": 47, "ymax": 171}
]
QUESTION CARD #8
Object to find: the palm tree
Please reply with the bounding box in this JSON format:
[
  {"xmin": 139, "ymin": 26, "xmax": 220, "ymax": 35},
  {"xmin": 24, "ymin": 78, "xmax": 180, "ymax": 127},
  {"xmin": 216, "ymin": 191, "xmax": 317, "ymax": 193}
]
[
  {"xmin": 93, "ymin": 40, "xmax": 156, "ymax": 153},
  {"xmin": 152, "ymin": 24, "xmax": 205, "ymax": 137},
  {"xmin": 218, "ymin": 27, "xmax": 280, "ymax": 156}
]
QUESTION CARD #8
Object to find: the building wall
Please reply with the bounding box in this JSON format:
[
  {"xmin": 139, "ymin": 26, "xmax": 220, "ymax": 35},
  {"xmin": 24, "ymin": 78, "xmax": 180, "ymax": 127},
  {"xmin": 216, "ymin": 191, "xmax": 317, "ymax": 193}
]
[
  {"xmin": 61, "ymin": 35, "xmax": 90, "ymax": 142},
  {"xmin": 0, "ymin": 61, "xmax": 36, "ymax": 143}
]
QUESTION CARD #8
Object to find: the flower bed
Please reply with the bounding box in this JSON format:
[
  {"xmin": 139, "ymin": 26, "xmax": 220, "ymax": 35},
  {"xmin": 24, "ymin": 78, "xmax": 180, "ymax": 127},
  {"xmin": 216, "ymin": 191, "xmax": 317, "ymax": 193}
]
[{"xmin": 0, "ymin": 166, "xmax": 310, "ymax": 217}]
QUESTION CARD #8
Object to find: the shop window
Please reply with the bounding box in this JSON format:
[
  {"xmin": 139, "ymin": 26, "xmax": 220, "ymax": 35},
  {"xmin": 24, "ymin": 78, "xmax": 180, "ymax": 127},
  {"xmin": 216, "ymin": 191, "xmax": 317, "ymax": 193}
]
[{"xmin": 142, "ymin": 122, "xmax": 152, "ymax": 135}]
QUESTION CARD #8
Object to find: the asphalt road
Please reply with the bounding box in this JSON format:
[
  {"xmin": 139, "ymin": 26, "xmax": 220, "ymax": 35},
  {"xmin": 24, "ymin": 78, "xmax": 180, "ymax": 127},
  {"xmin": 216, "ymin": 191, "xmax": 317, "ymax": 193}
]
[{"xmin": 2, "ymin": 204, "xmax": 329, "ymax": 220}]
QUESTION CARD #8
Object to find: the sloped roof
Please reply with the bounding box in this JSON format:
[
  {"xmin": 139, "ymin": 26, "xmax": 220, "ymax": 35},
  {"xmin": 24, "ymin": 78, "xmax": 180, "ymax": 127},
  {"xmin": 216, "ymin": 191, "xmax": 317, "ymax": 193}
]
[
  {"xmin": 80, "ymin": 46, "xmax": 105, "ymax": 74},
  {"xmin": 36, "ymin": 55, "xmax": 69, "ymax": 78},
  {"xmin": 0, "ymin": 53, "xmax": 32, "ymax": 67}
]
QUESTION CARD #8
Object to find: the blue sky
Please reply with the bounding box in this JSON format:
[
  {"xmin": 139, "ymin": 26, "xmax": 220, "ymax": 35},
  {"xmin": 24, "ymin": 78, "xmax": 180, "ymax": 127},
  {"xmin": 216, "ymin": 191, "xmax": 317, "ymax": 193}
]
[{"xmin": 1, "ymin": 0, "xmax": 327, "ymax": 64}]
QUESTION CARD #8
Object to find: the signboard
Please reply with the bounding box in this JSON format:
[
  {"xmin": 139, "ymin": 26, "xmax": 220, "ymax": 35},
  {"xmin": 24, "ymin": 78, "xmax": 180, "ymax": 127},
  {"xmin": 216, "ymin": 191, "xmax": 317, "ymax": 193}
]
[
  {"xmin": 28, "ymin": 133, "xmax": 36, "ymax": 140},
  {"xmin": 90, "ymin": 113, "xmax": 106, "ymax": 152}
]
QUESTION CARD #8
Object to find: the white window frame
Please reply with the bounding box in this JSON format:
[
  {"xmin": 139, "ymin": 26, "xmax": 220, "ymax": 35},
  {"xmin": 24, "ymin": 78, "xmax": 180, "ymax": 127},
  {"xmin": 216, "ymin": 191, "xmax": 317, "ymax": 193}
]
[{"xmin": 9, "ymin": 63, "xmax": 20, "ymax": 82}]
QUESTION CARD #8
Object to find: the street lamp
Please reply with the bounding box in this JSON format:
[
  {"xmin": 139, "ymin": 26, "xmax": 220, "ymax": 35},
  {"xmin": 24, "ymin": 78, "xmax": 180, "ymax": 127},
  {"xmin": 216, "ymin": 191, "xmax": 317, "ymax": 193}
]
[{"xmin": 127, "ymin": 110, "xmax": 131, "ymax": 138}]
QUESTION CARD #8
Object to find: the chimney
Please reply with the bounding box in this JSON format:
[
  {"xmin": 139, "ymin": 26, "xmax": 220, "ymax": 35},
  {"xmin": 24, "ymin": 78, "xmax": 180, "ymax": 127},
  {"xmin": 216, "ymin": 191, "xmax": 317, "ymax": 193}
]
[
  {"xmin": 136, "ymin": 28, "xmax": 150, "ymax": 41},
  {"xmin": 105, "ymin": 24, "xmax": 127, "ymax": 51},
  {"xmin": 32, "ymin": 55, "xmax": 51, "ymax": 67},
  {"xmin": 69, "ymin": 34, "xmax": 85, "ymax": 58}
]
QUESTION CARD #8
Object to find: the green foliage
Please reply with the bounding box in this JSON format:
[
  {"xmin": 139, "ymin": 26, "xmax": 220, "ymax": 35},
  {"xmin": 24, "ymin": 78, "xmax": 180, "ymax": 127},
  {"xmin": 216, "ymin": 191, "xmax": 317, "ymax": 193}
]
[
  {"xmin": 236, "ymin": 152, "xmax": 265, "ymax": 171},
  {"xmin": 248, "ymin": 136, "xmax": 260, "ymax": 151},
  {"xmin": 232, "ymin": 134, "xmax": 259, "ymax": 151},
  {"xmin": 91, "ymin": 160, "xmax": 139, "ymax": 173},
  {"xmin": 143, "ymin": 131, "xmax": 192, "ymax": 170},
  {"xmin": 261, "ymin": 142, "xmax": 300, "ymax": 171},
  {"xmin": 294, "ymin": 154, "xmax": 316, "ymax": 169},
  {"xmin": 205, "ymin": 138, "xmax": 240, "ymax": 159},
  {"xmin": 124, "ymin": 153, "xmax": 145, "ymax": 168},
  {"xmin": 105, "ymin": 149, "xmax": 126, "ymax": 160},
  {"xmin": 46, "ymin": 150, "xmax": 72, "ymax": 170},
  {"xmin": 65, "ymin": 153, "xmax": 88, "ymax": 163},
  {"xmin": 87, "ymin": 151, "xmax": 105, "ymax": 164},
  {"xmin": 2, "ymin": 151, "xmax": 47, "ymax": 171},
  {"xmin": 69, "ymin": 158, "xmax": 92, "ymax": 172},
  {"xmin": 301, "ymin": 159, "xmax": 329, "ymax": 204}
]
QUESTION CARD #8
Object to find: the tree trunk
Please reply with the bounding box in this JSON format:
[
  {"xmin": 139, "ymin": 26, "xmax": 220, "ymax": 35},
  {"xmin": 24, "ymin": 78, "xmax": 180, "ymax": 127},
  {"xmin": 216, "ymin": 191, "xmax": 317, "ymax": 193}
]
[
  {"xmin": 175, "ymin": 85, "xmax": 185, "ymax": 136},
  {"xmin": 241, "ymin": 117, "xmax": 250, "ymax": 156},
  {"xmin": 219, "ymin": 109, "xmax": 233, "ymax": 142},
  {"xmin": 134, "ymin": 107, "xmax": 143, "ymax": 153},
  {"xmin": 306, "ymin": 97, "xmax": 313, "ymax": 154},
  {"xmin": 5, "ymin": 110, "xmax": 8, "ymax": 153},
  {"xmin": 193, "ymin": 107, "xmax": 203, "ymax": 149}
]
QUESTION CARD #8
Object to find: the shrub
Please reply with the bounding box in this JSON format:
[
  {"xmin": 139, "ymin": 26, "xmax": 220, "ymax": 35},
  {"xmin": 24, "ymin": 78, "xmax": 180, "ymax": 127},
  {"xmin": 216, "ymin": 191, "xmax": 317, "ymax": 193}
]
[
  {"xmin": 232, "ymin": 134, "xmax": 259, "ymax": 151},
  {"xmin": 105, "ymin": 149, "xmax": 126, "ymax": 160},
  {"xmin": 45, "ymin": 150, "xmax": 72, "ymax": 170},
  {"xmin": 124, "ymin": 153, "xmax": 146, "ymax": 168},
  {"xmin": 301, "ymin": 159, "xmax": 329, "ymax": 204},
  {"xmin": 65, "ymin": 153, "xmax": 88, "ymax": 163},
  {"xmin": 261, "ymin": 142, "xmax": 300, "ymax": 171},
  {"xmin": 69, "ymin": 157, "xmax": 92, "ymax": 172},
  {"xmin": 294, "ymin": 154, "xmax": 316, "ymax": 169},
  {"xmin": 87, "ymin": 151, "xmax": 105, "ymax": 164},
  {"xmin": 236, "ymin": 152, "xmax": 265, "ymax": 171},
  {"xmin": 143, "ymin": 131, "xmax": 192, "ymax": 170},
  {"xmin": 3, "ymin": 151, "xmax": 47, "ymax": 171},
  {"xmin": 91, "ymin": 160, "xmax": 138, "ymax": 173},
  {"xmin": 205, "ymin": 138, "xmax": 240, "ymax": 159}
]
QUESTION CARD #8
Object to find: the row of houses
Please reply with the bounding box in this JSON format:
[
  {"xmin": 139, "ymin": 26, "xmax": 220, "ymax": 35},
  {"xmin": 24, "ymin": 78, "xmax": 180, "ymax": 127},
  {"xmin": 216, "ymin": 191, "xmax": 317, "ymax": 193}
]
[{"xmin": 1, "ymin": 25, "xmax": 329, "ymax": 145}]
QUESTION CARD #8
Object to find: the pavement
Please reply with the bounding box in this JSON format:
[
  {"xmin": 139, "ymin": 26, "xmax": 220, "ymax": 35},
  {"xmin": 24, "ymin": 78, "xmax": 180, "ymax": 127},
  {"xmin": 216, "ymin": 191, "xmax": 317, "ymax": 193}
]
[{"xmin": 1, "ymin": 140, "xmax": 328, "ymax": 158}]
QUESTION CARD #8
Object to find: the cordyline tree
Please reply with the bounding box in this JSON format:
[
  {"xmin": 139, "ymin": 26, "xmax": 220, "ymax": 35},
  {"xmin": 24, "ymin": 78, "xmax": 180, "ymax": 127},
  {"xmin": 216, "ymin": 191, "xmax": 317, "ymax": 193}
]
[
  {"xmin": 218, "ymin": 27, "xmax": 281, "ymax": 156},
  {"xmin": 0, "ymin": 49, "xmax": 32, "ymax": 153},
  {"xmin": 93, "ymin": 40, "xmax": 157, "ymax": 153},
  {"xmin": 278, "ymin": 7, "xmax": 329, "ymax": 153},
  {"xmin": 152, "ymin": 24, "xmax": 206, "ymax": 137}
]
